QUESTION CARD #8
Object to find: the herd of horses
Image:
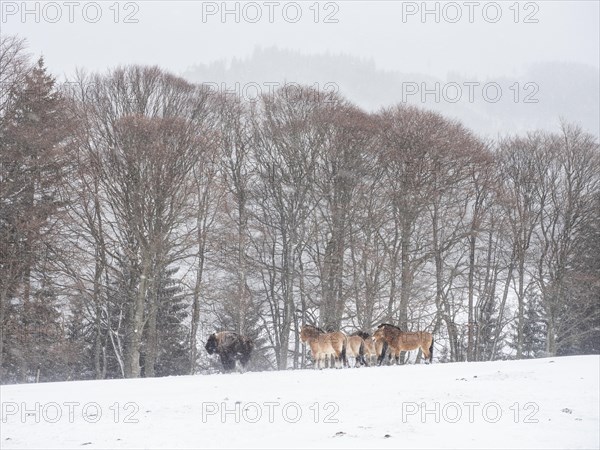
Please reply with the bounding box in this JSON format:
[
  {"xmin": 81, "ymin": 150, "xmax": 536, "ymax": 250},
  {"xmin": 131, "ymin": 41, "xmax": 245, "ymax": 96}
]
[
  {"xmin": 205, "ymin": 323, "xmax": 434, "ymax": 372},
  {"xmin": 300, "ymin": 323, "xmax": 434, "ymax": 369}
]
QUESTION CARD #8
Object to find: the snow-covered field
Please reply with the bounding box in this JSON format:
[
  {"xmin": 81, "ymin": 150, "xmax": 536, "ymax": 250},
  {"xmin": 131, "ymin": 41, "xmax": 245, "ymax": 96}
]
[{"xmin": 1, "ymin": 355, "xmax": 598, "ymax": 449}]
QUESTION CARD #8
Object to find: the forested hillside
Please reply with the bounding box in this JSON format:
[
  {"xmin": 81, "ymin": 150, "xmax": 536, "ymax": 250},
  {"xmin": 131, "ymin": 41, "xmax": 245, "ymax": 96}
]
[{"xmin": 1, "ymin": 35, "xmax": 598, "ymax": 384}]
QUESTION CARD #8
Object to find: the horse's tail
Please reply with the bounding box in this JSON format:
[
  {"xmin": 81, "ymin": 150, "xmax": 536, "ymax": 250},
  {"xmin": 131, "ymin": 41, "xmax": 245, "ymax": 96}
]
[
  {"xmin": 341, "ymin": 334, "xmax": 348, "ymax": 367},
  {"xmin": 429, "ymin": 336, "xmax": 434, "ymax": 363},
  {"xmin": 359, "ymin": 339, "xmax": 365, "ymax": 365},
  {"xmin": 379, "ymin": 341, "xmax": 388, "ymax": 365}
]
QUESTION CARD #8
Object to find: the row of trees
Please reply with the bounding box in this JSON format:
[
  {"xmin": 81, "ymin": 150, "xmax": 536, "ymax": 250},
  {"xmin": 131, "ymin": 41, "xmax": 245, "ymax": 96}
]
[{"xmin": 1, "ymin": 35, "xmax": 598, "ymax": 383}]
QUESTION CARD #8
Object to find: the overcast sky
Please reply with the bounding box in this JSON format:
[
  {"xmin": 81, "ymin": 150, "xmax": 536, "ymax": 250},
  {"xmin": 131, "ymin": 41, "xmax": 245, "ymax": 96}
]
[{"xmin": 2, "ymin": 1, "xmax": 599, "ymax": 80}]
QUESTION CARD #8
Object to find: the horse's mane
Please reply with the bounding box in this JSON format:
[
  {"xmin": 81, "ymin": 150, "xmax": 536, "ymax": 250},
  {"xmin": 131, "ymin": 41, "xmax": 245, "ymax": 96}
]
[
  {"xmin": 303, "ymin": 324, "xmax": 326, "ymax": 333},
  {"xmin": 216, "ymin": 330, "xmax": 239, "ymax": 336},
  {"xmin": 351, "ymin": 331, "xmax": 371, "ymax": 339},
  {"xmin": 378, "ymin": 323, "xmax": 402, "ymax": 331}
]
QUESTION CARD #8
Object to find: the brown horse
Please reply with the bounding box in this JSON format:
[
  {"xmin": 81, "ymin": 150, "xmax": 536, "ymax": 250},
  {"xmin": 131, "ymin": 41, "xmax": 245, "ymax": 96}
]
[
  {"xmin": 373, "ymin": 323, "xmax": 433, "ymax": 365},
  {"xmin": 353, "ymin": 331, "xmax": 383, "ymax": 366},
  {"xmin": 300, "ymin": 325, "xmax": 347, "ymax": 369},
  {"xmin": 346, "ymin": 333, "xmax": 366, "ymax": 367}
]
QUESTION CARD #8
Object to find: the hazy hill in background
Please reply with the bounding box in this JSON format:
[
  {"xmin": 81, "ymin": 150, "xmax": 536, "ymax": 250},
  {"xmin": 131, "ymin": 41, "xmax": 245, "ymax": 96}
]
[{"xmin": 183, "ymin": 47, "xmax": 599, "ymax": 139}]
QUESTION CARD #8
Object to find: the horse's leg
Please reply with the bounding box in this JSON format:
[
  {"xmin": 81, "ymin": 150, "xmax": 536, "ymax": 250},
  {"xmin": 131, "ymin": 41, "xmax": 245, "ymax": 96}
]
[
  {"xmin": 381, "ymin": 350, "xmax": 390, "ymax": 366},
  {"xmin": 428, "ymin": 337, "xmax": 434, "ymax": 363},
  {"xmin": 358, "ymin": 347, "xmax": 369, "ymax": 366},
  {"xmin": 354, "ymin": 351, "xmax": 363, "ymax": 367},
  {"xmin": 379, "ymin": 353, "xmax": 387, "ymax": 366},
  {"xmin": 421, "ymin": 345, "xmax": 430, "ymax": 364},
  {"xmin": 377, "ymin": 341, "xmax": 387, "ymax": 366}
]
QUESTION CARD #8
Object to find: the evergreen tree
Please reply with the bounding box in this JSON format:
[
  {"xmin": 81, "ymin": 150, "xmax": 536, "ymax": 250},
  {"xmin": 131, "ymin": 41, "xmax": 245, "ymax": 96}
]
[
  {"xmin": 476, "ymin": 293, "xmax": 507, "ymax": 361},
  {"xmin": 211, "ymin": 285, "xmax": 269, "ymax": 371},
  {"xmin": 556, "ymin": 196, "xmax": 600, "ymax": 355},
  {"xmin": 0, "ymin": 57, "xmax": 72, "ymax": 383},
  {"xmin": 512, "ymin": 294, "xmax": 547, "ymax": 358},
  {"xmin": 143, "ymin": 266, "xmax": 190, "ymax": 377}
]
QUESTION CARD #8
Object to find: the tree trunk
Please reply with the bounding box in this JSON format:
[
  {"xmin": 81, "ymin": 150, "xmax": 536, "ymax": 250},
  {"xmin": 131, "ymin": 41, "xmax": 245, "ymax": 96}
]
[
  {"xmin": 516, "ymin": 251, "xmax": 526, "ymax": 359},
  {"xmin": 399, "ymin": 216, "xmax": 412, "ymax": 330},
  {"xmin": 432, "ymin": 202, "xmax": 459, "ymax": 361},
  {"xmin": 189, "ymin": 223, "xmax": 207, "ymax": 374},
  {"xmin": 467, "ymin": 232, "xmax": 476, "ymax": 361},
  {"xmin": 124, "ymin": 257, "xmax": 149, "ymax": 378},
  {"xmin": 92, "ymin": 237, "xmax": 105, "ymax": 379},
  {"xmin": 237, "ymin": 204, "xmax": 248, "ymax": 334},
  {"xmin": 491, "ymin": 257, "xmax": 515, "ymax": 360},
  {"xmin": 144, "ymin": 284, "xmax": 159, "ymax": 378},
  {"xmin": 278, "ymin": 229, "xmax": 295, "ymax": 370},
  {"xmin": 0, "ymin": 286, "xmax": 8, "ymax": 383},
  {"xmin": 546, "ymin": 315, "xmax": 557, "ymax": 356},
  {"xmin": 386, "ymin": 209, "xmax": 401, "ymax": 321}
]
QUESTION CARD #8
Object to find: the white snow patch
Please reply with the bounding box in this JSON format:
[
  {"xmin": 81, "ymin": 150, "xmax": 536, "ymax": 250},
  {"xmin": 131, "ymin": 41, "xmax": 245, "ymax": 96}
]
[{"xmin": 1, "ymin": 356, "xmax": 598, "ymax": 449}]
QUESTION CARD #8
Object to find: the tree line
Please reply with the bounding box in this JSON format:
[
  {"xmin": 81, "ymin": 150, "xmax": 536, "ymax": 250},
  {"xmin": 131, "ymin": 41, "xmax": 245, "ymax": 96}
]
[{"xmin": 1, "ymin": 35, "xmax": 598, "ymax": 383}]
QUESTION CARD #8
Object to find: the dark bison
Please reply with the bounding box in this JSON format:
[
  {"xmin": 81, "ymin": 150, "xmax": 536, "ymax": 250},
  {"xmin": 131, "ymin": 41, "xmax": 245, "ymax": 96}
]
[{"xmin": 205, "ymin": 331, "xmax": 254, "ymax": 372}]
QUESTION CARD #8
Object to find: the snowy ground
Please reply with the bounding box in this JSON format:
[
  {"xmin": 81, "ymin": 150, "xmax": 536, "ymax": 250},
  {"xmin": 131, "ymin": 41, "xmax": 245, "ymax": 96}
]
[{"xmin": 1, "ymin": 355, "xmax": 598, "ymax": 449}]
